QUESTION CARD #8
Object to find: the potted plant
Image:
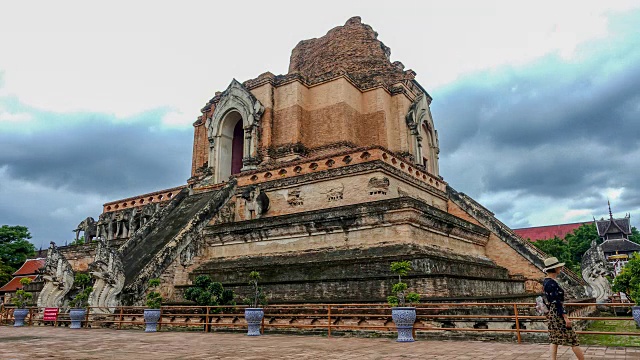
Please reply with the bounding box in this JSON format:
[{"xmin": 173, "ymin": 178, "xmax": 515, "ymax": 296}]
[
  {"xmin": 144, "ymin": 278, "xmax": 163, "ymax": 332},
  {"xmin": 244, "ymin": 271, "xmax": 267, "ymax": 336},
  {"xmin": 68, "ymin": 273, "xmax": 92, "ymax": 329},
  {"xmin": 12, "ymin": 278, "xmax": 33, "ymax": 327},
  {"xmin": 387, "ymin": 261, "xmax": 420, "ymax": 342},
  {"xmin": 613, "ymin": 253, "xmax": 640, "ymax": 326}
]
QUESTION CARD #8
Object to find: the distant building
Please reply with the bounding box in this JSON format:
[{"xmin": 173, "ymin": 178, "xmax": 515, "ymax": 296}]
[
  {"xmin": 513, "ymin": 222, "xmax": 591, "ymax": 242},
  {"xmin": 0, "ymin": 258, "xmax": 45, "ymax": 305},
  {"xmin": 596, "ymin": 206, "xmax": 640, "ymax": 275}
]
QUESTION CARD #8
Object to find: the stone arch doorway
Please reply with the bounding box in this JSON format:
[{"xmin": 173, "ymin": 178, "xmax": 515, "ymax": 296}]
[
  {"xmin": 217, "ymin": 110, "xmax": 244, "ymax": 181},
  {"xmin": 206, "ymin": 80, "xmax": 265, "ymax": 183}
]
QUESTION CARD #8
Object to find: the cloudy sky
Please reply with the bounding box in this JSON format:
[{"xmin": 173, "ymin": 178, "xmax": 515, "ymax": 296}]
[{"xmin": 1, "ymin": 1, "xmax": 639, "ymax": 248}]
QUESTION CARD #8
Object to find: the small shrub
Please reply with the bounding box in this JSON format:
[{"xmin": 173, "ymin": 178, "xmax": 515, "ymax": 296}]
[
  {"xmin": 69, "ymin": 273, "xmax": 93, "ymax": 308},
  {"xmin": 387, "ymin": 261, "xmax": 420, "ymax": 307},
  {"xmin": 12, "ymin": 278, "xmax": 33, "ymax": 309},
  {"xmin": 146, "ymin": 278, "xmax": 163, "ymax": 309},
  {"xmin": 247, "ymin": 271, "xmax": 267, "ymax": 308},
  {"xmin": 184, "ymin": 275, "xmax": 236, "ymax": 309}
]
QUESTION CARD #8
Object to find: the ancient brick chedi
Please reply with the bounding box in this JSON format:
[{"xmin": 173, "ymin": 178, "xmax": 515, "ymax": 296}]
[{"xmin": 41, "ymin": 17, "xmax": 586, "ymax": 309}]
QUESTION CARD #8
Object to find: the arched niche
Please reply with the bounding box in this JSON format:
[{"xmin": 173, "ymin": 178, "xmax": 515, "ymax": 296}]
[
  {"xmin": 406, "ymin": 93, "xmax": 440, "ymax": 176},
  {"xmin": 206, "ymin": 80, "xmax": 264, "ymax": 183}
]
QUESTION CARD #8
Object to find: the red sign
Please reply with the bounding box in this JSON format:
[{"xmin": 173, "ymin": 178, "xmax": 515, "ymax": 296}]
[{"xmin": 43, "ymin": 308, "xmax": 59, "ymax": 321}]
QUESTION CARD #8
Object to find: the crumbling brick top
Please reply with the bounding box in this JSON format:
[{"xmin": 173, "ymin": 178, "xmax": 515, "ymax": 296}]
[{"xmin": 287, "ymin": 16, "xmax": 416, "ymax": 90}]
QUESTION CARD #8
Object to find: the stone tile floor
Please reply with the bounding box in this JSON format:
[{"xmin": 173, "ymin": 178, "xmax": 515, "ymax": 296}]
[{"xmin": 0, "ymin": 327, "xmax": 638, "ymax": 359}]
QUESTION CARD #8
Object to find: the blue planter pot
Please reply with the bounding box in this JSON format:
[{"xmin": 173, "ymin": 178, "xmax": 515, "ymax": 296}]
[
  {"xmin": 632, "ymin": 306, "xmax": 640, "ymax": 328},
  {"xmin": 69, "ymin": 309, "xmax": 86, "ymax": 329},
  {"xmin": 391, "ymin": 307, "xmax": 416, "ymax": 342},
  {"xmin": 144, "ymin": 309, "xmax": 161, "ymax": 332},
  {"xmin": 244, "ymin": 308, "xmax": 264, "ymax": 336},
  {"xmin": 13, "ymin": 309, "xmax": 29, "ymax": 327}
]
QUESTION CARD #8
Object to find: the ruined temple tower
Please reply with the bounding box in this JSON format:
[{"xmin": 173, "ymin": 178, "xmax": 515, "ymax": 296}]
[{"xmin": 42, "ymin": 17, "xmax": 586, "ymax": 308}]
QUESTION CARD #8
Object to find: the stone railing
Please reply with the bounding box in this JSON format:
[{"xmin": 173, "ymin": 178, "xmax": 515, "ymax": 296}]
[{"xmin": 102, "ymin": 185, "xmax": 187, "ymax": 213}]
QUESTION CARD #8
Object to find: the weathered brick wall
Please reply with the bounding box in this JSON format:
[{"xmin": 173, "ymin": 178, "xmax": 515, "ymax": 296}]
[
  {"xmin": 484, "ymin": 233, "xmax": 544, "ymax": 281},
  {"xmin": 190, "ymin": 119, "xmax": 208, "ymax": 177},
  {"xmin": 58, "ymin": 239, "xmax": 125, "ymax": 273},
  {"xmin": 170, "ymin": 244, "xmax": 524, "ymax": 303},
  {"xmin": 447, "ymin": 197, "xmax": 546, "ymax": 286},
  {"xmin": 288, "ymin": 16, "xmax": 413, "ymax": 90}
]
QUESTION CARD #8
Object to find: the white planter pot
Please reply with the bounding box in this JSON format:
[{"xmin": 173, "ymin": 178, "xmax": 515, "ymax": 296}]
[
  {"xmin": 391, "ymin": 307, "xmax": 416, "ymax": 342},
  {"xmin": 144, "ymin": 309, "xmax": 161, "ymax": 332},
  {"xmin": 632, "ymin": 306, "xmax": 640, "ymax": 328},
  {"xmin": 244, "ymin": 308, "xmax": 264, "ymax": 336},
  {"xmin": 13, "ymin": 309, "xmax": 29, "ymax": 327},
  {"xmin": 69, "ymin": 308, "xmax": 86, "ymax": 329}
]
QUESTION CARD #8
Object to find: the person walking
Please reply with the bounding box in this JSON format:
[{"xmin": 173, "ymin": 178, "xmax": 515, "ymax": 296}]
[{"xmin": 543, "ymin": 257, "xmax": 585, "ymax": 360}]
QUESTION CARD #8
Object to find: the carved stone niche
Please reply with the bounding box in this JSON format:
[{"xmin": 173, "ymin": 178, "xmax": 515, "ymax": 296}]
[
  {"xmin": 368, "ymin": 177, "xmax": 390, "ymax": 196},
  {"xmin": 286, "ymin": 188, "xmax": 304, "ymax": 206}
]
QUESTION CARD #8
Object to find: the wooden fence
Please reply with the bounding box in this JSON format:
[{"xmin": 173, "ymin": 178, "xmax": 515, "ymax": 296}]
[{"xmin": 1, "ymin": 302, "xmax": 636, "ymax": 343}]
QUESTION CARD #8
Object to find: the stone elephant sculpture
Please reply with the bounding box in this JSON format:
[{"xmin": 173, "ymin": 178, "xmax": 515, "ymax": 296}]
[{"xmin": 73, "ymin": 217, "xmax": 97, "ymax": 243}]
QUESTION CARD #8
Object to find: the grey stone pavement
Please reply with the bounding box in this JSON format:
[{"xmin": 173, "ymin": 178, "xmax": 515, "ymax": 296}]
[{"xmin": 0, "ymin": 327, "xmax": 638, "ymax": 359}]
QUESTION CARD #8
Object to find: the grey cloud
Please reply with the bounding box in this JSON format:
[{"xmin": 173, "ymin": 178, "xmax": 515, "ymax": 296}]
[
  {"xmin": 0, "ymin": 108, "xmax": 193, "ymax": 199},
  {"xmin": 0, "ymin": 104, "xmax": 194, "ymax": 248},
  {"xmin": 430, "ymin": 26, "xmax": 640, "ymax": 227}
]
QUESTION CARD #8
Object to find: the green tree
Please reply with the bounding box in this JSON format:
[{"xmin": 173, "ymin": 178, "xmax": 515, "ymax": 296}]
[
  {"xmin": 629, "ymin": 227, "xmax": 640, "ymax": 245},
  {"xmin": 0, "ymin": 225, "xmax": 36, "ymax": 270},
  {"xmin": 532, "ymin": 223, "xmax": 600, "ymax": 274},
  {"xmin": 565, "ymin": 223, "xmax": 599, "ymax": 271},
  {"xmin": 612, "ymin": 253, "xmax": 640, "ymax": 304},
  {"xmin": 0, "ymin": 259, "xmax": 14, "ymax": 286}
]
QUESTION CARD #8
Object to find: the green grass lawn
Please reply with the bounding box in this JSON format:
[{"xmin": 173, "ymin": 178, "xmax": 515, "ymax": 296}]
[{"xmin": 580, "ymin": 319, "xmax": 640, "ymax": 347}]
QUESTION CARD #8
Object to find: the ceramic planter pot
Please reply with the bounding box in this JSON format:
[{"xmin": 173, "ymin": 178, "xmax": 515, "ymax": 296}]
[
  {"xmin": 69, "ymin": 308, "xmax": 86, "ymax": 329},
  {"xmin": 144, "ymin": 309, "xmax": 161, "ymax": 332},
  {"xmin": 13, "ymin": 309, "xmax": 29, "ymax": 327},
  {"xmin": 244, "ymin": 308, "xmax": 264, "ymax": 336},
  {"xmin": 391, "ymin": 307, "xmax": 416, "ymax": 342},
  {"xmin": 632, "ymin": 306, "xmax": 640, "ymax": 327}
]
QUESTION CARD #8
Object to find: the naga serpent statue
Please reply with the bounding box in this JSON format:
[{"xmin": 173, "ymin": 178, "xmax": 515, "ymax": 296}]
[
  {"xmin": 37, "ymin": 242, "xmax": 75, "ymax": 308},
  {"xmin": 88, "ymin": 239, "xmax": 125, "ymax": 313}
]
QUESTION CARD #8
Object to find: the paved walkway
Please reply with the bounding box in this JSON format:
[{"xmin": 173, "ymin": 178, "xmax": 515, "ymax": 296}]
[{"xmin": 0, "ymin": 327, "xmax": 638, "ymax": 359}]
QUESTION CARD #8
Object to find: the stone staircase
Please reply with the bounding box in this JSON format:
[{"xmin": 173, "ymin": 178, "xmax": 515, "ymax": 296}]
[{"xmin": 118, "ymin": 180, "xmax": 237, "ymax": 304}]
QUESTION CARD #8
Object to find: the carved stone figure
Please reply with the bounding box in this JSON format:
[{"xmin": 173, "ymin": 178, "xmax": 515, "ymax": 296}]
[
  {"xmin": 323, "ymin": 183, "xmax": 344, "ymax": 202},
  {"xmin": 88, "ymin": 239, "xmax": 125, "ymax": 313},
  {"xmin": 581, "ymin": 239, "xmax": 614, "ymax": 302},
  {"xmin": 96, "ymin": 212, "xmax": 114, "ymax": 241},
  {"xmin": 128, "ymin": 207, "xmax": 140, "ymax": 236},
  {"xmin": 114, "ymin": 211, "xmax": 130, "ymax": 239},
  {"xmin": 140, "ymin": 203, "xmax": 158, "ymax": 227},
  {"xmin": 73, "ymin": 217, "xmax": 97, "ymax": 243},
  {"xmin": 241, "ymin": 185, "xmax": 269, "ymax": 220},
  {"xmin": 368, "ymin": 177, "xmax": 390, "ymax": 195},
  {"xmin": 287, "ymin": 188, "xmax": 304, "ymax": 206},
  {"xmin": 37, "ymin": 242, "xmax": 75, "ymax": 308}
]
